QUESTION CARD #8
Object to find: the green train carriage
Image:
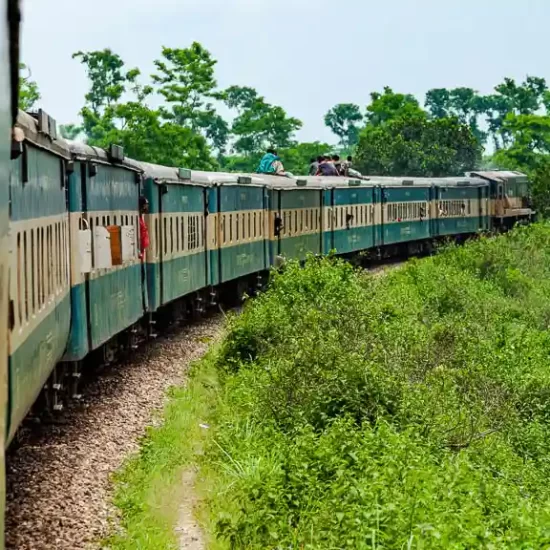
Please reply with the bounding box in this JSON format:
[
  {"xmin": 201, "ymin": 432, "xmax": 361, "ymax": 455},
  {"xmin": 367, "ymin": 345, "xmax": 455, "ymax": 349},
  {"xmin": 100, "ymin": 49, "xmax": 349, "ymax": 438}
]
[
  {"xmin": 64, "ymin": 142, "xmax": 145, "ymax": 365},
  {"xmin": 139, "ymin": 163, "xmax": 211, "ymax": 313},
  {"xmin": 8, "ymin": 111, "xmax": 71, "ymax": 444}
]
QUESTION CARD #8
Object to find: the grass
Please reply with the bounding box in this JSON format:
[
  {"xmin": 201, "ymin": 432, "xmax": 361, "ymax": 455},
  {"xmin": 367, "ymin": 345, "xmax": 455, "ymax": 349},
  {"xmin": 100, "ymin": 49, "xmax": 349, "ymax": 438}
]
[
  {"xmin": 106, "ymin": 222, "xmax": 550, "ymax": 549},
  {"xmin": 104, "ymin": 354, "xmax": 221, "ymax": 550}
]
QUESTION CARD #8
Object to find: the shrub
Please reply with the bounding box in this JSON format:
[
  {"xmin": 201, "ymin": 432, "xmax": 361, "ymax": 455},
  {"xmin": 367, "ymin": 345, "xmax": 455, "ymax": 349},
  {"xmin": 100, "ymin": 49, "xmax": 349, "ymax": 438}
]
[{"xmin": 203, "ymin": 223, "xmax": 550, "ymax": 549}]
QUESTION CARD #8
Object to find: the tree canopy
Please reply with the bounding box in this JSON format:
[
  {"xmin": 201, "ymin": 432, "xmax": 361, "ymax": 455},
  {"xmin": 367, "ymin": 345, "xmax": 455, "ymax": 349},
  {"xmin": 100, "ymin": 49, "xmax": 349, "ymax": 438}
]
[
  {"xmin": 17, "ymin": 40, "xmax": 549, "ymax": 207},
  {"xmin": 18, "ymin": 63, "xmax": 40, "ymax": 111}
]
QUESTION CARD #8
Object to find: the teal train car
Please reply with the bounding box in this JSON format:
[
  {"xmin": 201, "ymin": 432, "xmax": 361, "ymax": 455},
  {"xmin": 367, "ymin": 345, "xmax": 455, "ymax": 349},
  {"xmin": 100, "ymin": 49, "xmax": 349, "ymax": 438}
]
[
  {"xmin": 379, "ymin": 179, "xmax": 432, "ymax": 246},
  {"xmin": 433, "ymin": 177, "xmax": 489, "ymax": 237},
  {"xmin": 303, "ymin": 176, "xmax": 377, "ymax": 255},
  {"xmin": 8, "ymin": 112, "xmax": 71, "ymax": 444},
  {"xmin": 261, "ymin": 176, "xmax": 323, "ymax": 262},
  {"xmin": 2, "ymin": 0, "xmax": 19, "ymax": 541},
  {"xmin": 215, "ymin": 175, "xmax": 270, "ymax": 283},
  {"xmin": 139, "ymin": 163, "xmax": 211, "ymax": 312},
  {"xmin": 65, "ymin": 143, "xmax": 144, "ymax": 364}
]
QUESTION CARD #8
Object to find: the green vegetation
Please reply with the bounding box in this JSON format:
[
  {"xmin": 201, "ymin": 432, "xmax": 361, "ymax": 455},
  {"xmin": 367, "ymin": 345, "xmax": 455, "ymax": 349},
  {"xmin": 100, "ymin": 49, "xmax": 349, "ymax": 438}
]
[
  {"xmin": 18, "ymin": 62, "xmax": 40, "ymax": 111},
  {"xmin": 21, "ymin": 42, "xmax": 550, "ymax": 205},
  {"xmin": 108, "ymin": 223, "xmax": 550, "ymax": 549},
  {"xmin": 106, "ymin": 357, "xmax": 220, "ymax": 549}
]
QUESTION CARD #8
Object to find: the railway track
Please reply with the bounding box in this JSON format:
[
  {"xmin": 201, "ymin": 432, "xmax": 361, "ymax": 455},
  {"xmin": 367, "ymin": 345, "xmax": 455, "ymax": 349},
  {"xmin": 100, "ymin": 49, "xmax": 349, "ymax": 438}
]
[{"xmin": 5, "ymin": 314, "xmax": 225, "ymax": 550}]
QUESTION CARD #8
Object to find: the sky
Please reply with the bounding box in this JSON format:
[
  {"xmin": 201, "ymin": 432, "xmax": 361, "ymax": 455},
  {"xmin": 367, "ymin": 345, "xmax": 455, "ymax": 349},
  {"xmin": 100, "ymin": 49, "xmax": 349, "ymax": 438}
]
[{"xmin": 21, "ymin": 0, "xmax": 550, "ymax": 145}]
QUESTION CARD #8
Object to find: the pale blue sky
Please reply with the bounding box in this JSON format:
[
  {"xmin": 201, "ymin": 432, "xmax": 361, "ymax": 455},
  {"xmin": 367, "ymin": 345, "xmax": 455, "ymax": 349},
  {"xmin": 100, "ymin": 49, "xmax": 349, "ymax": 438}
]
[{"xmin": 22, "ymin": 0, "xmax": 550, "ymax": 145}]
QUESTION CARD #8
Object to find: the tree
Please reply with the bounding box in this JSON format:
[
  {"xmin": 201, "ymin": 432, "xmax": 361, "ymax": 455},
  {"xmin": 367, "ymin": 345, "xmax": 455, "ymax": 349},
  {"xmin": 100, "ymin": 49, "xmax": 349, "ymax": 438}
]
[
  {"xmin": 73, "ymin": 49, "xmax": 137, "ymax": 114},
  {"xmin": 355, "ymin": 114, "xmax": 481, "ymax": 177},
  {"xmin": 19, "ymin": 63, "xmax": 40, "ymax": 111},
  {"xmin": 324, "ymin": 103, "xmax": 363, "ymax": 147},
  {"xmin": 366, "ymin": 87, "xmax": 425, "ymax": 126},
  {"xmin": 425, "ymin": 87, "xmax": 487, "ymax": 145},
  {"xmin": 279, "ymin": 141, "xmax": 332, "ymax": 175},
  {"xmin": 152, "ymin": 43, "xmax": 229, "ymax": 152},
  {"xmin": 223, "ymin": 85, "xmax": 259, "ymax": 112},
  {"xmin": 59, "ymin": 124, "xmax": 83, "ymax": 140},
  {"xmin": 230, "ymin": 95, "xmax": 302, "ymax": 155},
  {"xmin": 73, "ymin": 48, "xmax": 216, "ymax": 169},
  {"xmin": 492, "ymin": 112, "xmax": 550, "ymax": 212}
]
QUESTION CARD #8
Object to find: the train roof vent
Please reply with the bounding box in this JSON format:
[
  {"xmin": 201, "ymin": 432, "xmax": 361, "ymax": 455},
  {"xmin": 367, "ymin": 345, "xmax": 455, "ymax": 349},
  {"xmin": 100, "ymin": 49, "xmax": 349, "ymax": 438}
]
[
  {"xmin": 402, "ymin": 179, "xmax": 414, "ymax": 185},
  {"xmin": 348, "ymin": 179, "xmax": 361, "ymax": 186},
  {"xmin": 37, "ymin": 109, "xmax": 58, "ymax": 140},
  {"xmin": 238, "ymin": 176, "xmax": 252, "ymax": 184},
  {"xmin": 109, "ymin": 144, "xmax": 125, "ymax": 162},
  {"xmin": 457, "ymin": 180, "xmax": 470, "ymax": 186},
  {"xmin": 178, "ymin": 168, "xmax": 192, "ymax": 180},
  {"xmin": 296, "ymin": 179, "xmax": 307, "ymax": 186}
]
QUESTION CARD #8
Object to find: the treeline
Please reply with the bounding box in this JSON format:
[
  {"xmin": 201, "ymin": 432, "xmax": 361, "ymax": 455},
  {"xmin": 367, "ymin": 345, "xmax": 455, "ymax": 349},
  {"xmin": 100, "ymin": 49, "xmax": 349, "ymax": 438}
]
[{"xmin": 20, "ymin": 43, "xmax": 550, "ymax": 209}]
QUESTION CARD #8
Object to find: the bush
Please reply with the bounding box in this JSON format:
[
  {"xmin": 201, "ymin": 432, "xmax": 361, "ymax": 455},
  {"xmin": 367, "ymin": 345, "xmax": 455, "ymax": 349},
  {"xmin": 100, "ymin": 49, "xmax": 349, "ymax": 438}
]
[{"xmin": 203, "ymin": 223, "xmax": 550, "ymax": 549}]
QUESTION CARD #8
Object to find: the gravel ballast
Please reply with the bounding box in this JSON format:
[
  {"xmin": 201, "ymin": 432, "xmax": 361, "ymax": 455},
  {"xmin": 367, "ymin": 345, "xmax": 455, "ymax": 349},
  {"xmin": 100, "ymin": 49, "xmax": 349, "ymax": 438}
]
[{"xmin": 5, "ymin": 314, "xmax": 224, "ymax": 550}]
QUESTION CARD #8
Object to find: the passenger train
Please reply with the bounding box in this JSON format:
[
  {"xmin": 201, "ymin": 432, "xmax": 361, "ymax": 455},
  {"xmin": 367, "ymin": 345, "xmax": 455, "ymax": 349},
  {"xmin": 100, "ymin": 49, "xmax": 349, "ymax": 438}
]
[
  {"xmin": 0, "ymin": 2, "xmax": 534, "ymax": 544},
  {"xmin": 5, "ymin": 108, "xmax": 532, "ymax": 451},
  {"xmin": 2, "ymin": 0, "xmax": 19, "ymax": 545}
]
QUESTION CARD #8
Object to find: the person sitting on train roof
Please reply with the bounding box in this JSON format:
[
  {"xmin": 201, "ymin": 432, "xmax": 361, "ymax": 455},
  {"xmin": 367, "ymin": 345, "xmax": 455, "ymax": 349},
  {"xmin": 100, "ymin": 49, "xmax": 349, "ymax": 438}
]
[
  {"xmin": 257, "ymin": 148, "xmax": 287, "ymax": 176},
  {"xmin": 309, "ymin": 157, "xmax": 319, "ymax": 175},
  {"xmin": 332, "ymin": 154, "xmax": 342, "ymax": 175},
  {"xmin": 316, "ymin": 155, "xmax": 339, "ymax": 176}
]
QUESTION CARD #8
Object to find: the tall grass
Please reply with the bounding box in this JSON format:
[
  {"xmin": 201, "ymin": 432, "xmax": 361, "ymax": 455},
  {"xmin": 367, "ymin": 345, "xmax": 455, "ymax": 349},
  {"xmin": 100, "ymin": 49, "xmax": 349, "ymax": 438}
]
[{"xmin": 202, "ymin": 223, "xmax": 550, "ymax": 548}]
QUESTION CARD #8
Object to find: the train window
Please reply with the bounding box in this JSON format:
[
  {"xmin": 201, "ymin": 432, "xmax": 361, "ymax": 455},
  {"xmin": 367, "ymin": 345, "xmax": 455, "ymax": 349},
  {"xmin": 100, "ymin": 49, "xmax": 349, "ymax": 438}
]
[
  {"xmin": 175, "ymin": 218, "xmax": 180, "ymax": 251},
  {"xmin": 31, "ymin": 229, "xmax": 35, "ymax": 315},
  {"xmin": 229, "ymin": 214, "xmax": 233, "ymax": 243},
  {"xmin": 58, "ymin": 223, "xmax": 62, "ymax": 289},
  {"xmin": 163, "ymin": 218, "xmax": 167, "ymax": 255},
  {"xmin": 242, "ymin": 213, "xmax": 246, "ymax": 241},
  {"xmin": 23, "ymin": 231, "xmax": 28, "ymax": 322},
  {"xmin": 260, "ymin": 212, "xmax": 263, "ymax": 237},
  {"xmin": 247, "ymin": 212, "xmax": 251, "ymax": 240},
  {"xmin": 45, "ymin": 226, "xmax": 50, "ymax": 299},
  {"xmin": 37, "ymin": 228, "xmax": 41, "ymax": 308},
  {"xmin": 154, "ymin": 219, "xmax": 159, "ymax": 258}
]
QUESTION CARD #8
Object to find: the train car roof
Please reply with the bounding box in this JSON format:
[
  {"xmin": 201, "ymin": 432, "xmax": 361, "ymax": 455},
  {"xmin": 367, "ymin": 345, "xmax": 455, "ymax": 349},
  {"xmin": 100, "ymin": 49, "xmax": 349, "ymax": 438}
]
[
  {"xmin": 467, "ymin": 170, "xmax": 528, "ymax": 183},
  {"xmin": 68, "ymin": 141, "xmax": 142, "ymax": 172},
  {"xmin": 131, "ymin": 161, "xmax": 267, "ymax": 187},
  {"xmin": 16, "ymin": 110, "xmax": 71, "ymax": 159}
]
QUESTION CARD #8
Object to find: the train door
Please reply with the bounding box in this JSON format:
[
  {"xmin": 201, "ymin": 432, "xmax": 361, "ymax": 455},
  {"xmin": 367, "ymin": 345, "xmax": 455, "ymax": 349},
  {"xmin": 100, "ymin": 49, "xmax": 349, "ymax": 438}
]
[
  {"xmin": 272, "ymin": 189, "xmax": 282, "ymax": 262},
  {"xmin": 496, "ymin": 182, "xmax": 504, "ymax": 217}
]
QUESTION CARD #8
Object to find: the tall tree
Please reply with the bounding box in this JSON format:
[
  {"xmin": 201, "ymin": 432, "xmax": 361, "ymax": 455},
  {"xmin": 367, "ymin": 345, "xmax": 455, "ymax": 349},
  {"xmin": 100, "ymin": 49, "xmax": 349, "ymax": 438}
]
[
  {"xmin": 366, "ymin": 87, "xmax": 425, "ymax": 126},
  {"xmin": 230, "ymin": 95, "xmax": 302, "ymax": 155},
  {"xmin": 18, "ymin": 63, "xmax": 40, "ymax": 111},
  {"xmin": 73, "ymin": 48, "xmax": 215, "ymax": 169},
  {"xmin": 425, "ymin": 87, "xmax": 487, "ymax": 145},
  {"xmin": 324, "ymin": 103, "xmax": 363, "ymax": 147},
  {"xmin": 152, "ymin": 43, "xmax": 229, "ymax": 152},
  {"xmin": 355, "ymin": 114, "xmax": 481, "ymax": 177}
]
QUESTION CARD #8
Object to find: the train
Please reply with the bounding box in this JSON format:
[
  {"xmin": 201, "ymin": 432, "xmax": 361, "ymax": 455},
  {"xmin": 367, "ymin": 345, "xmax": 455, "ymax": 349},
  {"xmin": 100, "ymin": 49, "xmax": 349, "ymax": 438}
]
[
  {"xmin": 0, "ymin": 2, "xmax": 534, "ymax": 545},
  {"xmin": 2, "ymin": 0, "xmax": 19, "ymax": 544},
  {"xmin": 5, "ymin": 111, "xmax": 533, "ymax": 449}
]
